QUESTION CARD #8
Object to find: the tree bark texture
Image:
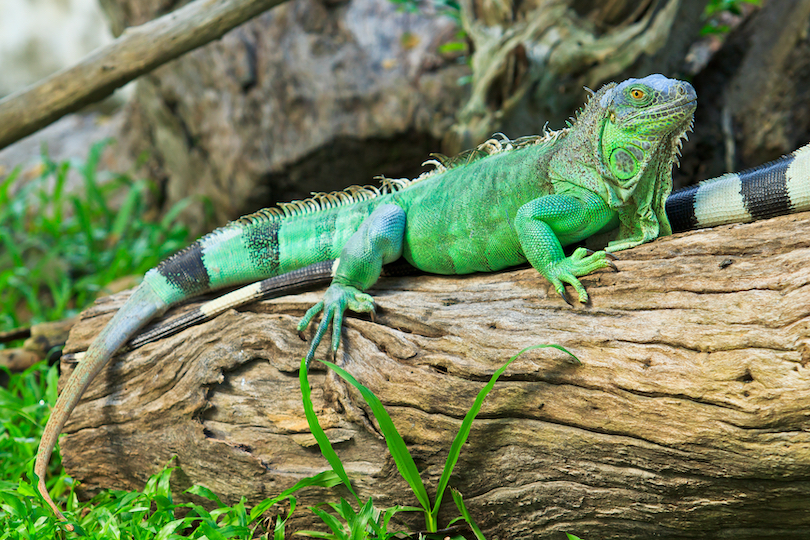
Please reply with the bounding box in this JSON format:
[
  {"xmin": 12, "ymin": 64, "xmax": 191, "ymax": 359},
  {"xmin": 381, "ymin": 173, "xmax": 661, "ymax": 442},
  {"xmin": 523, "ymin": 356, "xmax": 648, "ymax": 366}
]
[
  {"xmin": 0, "ymin": 0, "xmax": 289, "ymax": 151},
  {"xmin": 61, "ymin": 212, "xmax": 810, "ymax": 539}
]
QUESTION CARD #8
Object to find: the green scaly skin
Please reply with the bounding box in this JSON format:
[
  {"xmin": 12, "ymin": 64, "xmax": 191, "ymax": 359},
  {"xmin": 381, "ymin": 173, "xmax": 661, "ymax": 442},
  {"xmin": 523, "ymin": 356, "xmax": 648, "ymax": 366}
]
[{"xmin": 35, "ymin": 74, "xmax": 696, "ymax": 526}]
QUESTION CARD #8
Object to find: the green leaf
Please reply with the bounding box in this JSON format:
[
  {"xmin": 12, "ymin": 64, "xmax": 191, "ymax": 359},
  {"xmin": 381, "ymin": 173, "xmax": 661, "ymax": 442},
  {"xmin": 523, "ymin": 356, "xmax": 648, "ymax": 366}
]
[
  {"xmin": 160, "ymin": 196, "xmax": 193, "ymax": 230},
  {"xmin": 154, "ymin": 517, "xmax": 190, "ymax": 540},
  {"xmin": 335, "ymin": 498, "xmax": 356, "ymax": 521},
  {"xmin": 438, "ymin": 41, "xmax": 467, "ymax": 54},
  {"xmin": 350, "ymin": 498, "xmax": 375, "ymax": 540},
  {"xmin": 308, "ymin": 505, "xmax": 346, "ymax": 538},
  {"xmin": 450, "ymin": 489, "xmax": 485, "ymax": 540},
  {"xmin": 381, "ymin": 505, "xmax": 420, "ymax": 533},
  {"xmin": 432, "ymin": 344, "xmax": 577, "ymax": 521},
  {"xmin": 110, "ymin": 180, "xmax": 146, "ymax": 240},
  {"xmin": 249, "ymin": 470, "xmax": 340, "ymax": 522},
  {"xmin": 315, "ymin": 359, "xmax": 432, "ymax": 515},
  {"xmin": 0, "ymin": 166, "xmax": 21, "ymax": 207},
  {"xmin": 273, "ymin": 495, "xmax": 296, "ymax": 540},
  {"xmin": 299, "ymin": 357, "xmax": 359, "ymax": 502},
  {"xmin": 185, "ymin": 485, "xmax": 225, "ymax": 508},
  {"xmin": 295, "ymin": 531, "xmax": 338, "ymax": 540},
  {"xmin": 0, "ymin": 491, "xmax": 27, "ymax": 516}
]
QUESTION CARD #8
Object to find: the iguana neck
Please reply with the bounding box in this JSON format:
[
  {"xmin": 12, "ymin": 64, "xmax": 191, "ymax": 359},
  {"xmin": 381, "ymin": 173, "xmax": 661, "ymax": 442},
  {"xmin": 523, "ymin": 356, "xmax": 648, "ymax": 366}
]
[{"xmin": 547, "ymin": 81, "xmax": 689, "ymax": 245}]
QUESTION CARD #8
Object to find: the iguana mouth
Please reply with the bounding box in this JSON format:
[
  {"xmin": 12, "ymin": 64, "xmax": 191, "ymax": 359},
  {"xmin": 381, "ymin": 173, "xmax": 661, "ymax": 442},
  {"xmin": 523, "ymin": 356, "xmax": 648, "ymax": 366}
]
[
  {"xmin": 657, "ymin": 97, "xmax": 698, "ymax": 117},
  {"xmin": 621, "ymin": 97, "xmax": 696, "ymax": 126}
]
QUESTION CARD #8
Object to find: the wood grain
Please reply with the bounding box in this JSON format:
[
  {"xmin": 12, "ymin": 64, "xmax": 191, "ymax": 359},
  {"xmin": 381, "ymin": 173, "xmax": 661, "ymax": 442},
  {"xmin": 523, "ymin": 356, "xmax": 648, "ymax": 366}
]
[{"xmin": 60, "ymin": 213, "xmax": 810, "ymax": 538}]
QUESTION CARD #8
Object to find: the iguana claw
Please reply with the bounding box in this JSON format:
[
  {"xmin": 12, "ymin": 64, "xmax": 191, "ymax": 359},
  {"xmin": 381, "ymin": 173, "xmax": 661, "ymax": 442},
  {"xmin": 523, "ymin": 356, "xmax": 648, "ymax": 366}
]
[
  {"xmin": 298, "ymin": 283, "xmax": 375, "ymax": 367},
  {"xmin": 559, "ymin": 289, "xmax": 574, "ymax": 306},
  {"xmin": 584, "ymin": 247, "xmax": 618, "ymax": 266},
  {"xmin": 545, "ymin": 247, "xmax": 614, "ymax": 303}
]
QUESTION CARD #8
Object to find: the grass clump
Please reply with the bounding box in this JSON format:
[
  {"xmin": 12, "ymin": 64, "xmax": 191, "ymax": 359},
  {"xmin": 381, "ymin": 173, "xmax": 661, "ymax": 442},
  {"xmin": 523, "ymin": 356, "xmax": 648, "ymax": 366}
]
[
  {"xmin": 299, "ymin": 344, "xmax": 579, "ymax": 539},
  {"xmin": 0, "ymin": 140, "xmax": 192, "ymax": 332}
]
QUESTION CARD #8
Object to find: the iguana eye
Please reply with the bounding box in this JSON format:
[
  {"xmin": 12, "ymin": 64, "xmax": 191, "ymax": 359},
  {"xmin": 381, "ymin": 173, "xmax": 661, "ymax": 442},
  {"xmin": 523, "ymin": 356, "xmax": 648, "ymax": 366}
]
[{"xmin": 630, "ymin": 88, "xmax": 646, "ymax": 100}]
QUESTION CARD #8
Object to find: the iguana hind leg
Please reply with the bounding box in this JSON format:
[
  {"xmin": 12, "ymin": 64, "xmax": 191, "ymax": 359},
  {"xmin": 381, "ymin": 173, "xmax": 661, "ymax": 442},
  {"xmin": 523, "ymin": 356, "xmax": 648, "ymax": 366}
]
[{"xmin": 298, "ymin": 204, "xmax": 406, "ymax": 365}]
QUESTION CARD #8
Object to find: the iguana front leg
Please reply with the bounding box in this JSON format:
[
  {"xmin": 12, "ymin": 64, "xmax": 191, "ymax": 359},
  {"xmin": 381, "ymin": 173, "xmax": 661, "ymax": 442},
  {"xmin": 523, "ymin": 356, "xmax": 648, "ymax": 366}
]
[
  {"xmin": 515, "ymin": 191, "xmax": 617, "ymax": 303},
  {"xmin": 298, "ymin": 204, "xmax": 406, "ymax": 364}
]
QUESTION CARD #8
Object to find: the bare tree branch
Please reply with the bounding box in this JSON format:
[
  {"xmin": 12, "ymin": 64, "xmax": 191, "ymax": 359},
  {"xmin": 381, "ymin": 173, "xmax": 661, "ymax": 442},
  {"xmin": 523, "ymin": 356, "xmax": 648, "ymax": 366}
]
[{"xmin": 0, "ymin": 0, "xmax": 287, "ymax": 151}]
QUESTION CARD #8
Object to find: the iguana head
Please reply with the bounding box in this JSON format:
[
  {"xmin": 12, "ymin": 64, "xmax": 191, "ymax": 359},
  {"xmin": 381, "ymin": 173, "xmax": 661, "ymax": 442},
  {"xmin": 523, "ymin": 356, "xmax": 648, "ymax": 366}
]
[
  {"xmin": 554, "ymin": 74, "xmax": 697, "ymax": 246},
  {"xmin": 599, "ymin": 74, "xmax": 696, "ymax": 195}
]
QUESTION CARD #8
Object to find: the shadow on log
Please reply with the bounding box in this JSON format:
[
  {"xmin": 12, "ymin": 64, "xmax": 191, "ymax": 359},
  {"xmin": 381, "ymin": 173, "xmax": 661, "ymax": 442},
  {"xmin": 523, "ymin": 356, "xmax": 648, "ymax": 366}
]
[{"xmin": 61, "ymin": 213, "xmax": 810, "ymax": 539}]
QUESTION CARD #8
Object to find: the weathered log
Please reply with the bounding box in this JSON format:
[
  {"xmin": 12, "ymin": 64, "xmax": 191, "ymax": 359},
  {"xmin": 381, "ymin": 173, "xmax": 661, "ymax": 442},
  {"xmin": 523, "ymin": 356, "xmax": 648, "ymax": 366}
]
[
  {"xmin": 60, "ymin": 213, "xmax": 810, "ymax": 539},
  {"xmin": 0, "ymin": 0, "xmax": 288, "ymax": 151}
]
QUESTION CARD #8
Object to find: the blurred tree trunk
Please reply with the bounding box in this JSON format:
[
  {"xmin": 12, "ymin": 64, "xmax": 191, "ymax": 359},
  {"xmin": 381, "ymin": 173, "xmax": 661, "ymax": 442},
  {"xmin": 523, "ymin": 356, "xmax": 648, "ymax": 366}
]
[
  {"xmin": 680, "ymin": 0, "xmax": 810, "ymax": 185},
  {"xmin": 444, "ymin": 0, "xmax": 701, "ymax": 153}
]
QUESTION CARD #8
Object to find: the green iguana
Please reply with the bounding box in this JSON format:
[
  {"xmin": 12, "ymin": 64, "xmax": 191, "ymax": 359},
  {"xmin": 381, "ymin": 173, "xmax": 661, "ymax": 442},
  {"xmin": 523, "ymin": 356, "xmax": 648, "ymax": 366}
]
[{"xmin": 34, "ymin": 74, "xmax": 810, "ymax": 527}]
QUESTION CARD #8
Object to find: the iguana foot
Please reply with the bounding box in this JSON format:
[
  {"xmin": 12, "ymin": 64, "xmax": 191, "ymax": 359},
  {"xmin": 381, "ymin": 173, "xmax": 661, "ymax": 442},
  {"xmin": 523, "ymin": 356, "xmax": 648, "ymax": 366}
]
[
  {"xmin": 583, "ymin": 248, "xmax": 619, "ymax": 270},
  {"xmin": 297, "ymin": 283, "xmax": 375, "ymax": 366},
  {"xmin": 545, "ymin": 247, "xmax": 615, "ymax": 304}
]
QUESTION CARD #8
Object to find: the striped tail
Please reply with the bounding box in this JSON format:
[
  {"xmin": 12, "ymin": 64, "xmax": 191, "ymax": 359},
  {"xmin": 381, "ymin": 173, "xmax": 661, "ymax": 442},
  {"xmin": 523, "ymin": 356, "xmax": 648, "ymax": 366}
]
[
  {"xmin": 33, "ymin": 211, "xmax": 312, "ymax": 524},
  {"xmin": 35, "ymin": 284, "xmax": 167, "ymax": 529},
  {"xmin": 666, "ymin": 143, "xmax": 810, "ymax": 232}
]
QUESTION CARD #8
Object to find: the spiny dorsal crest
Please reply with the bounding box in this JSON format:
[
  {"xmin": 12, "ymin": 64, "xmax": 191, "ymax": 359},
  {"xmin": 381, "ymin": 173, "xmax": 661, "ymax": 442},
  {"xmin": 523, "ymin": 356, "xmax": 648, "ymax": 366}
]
[{"xmin": 235, "ymin": 130, "xmax": 565, "ymax": 226}]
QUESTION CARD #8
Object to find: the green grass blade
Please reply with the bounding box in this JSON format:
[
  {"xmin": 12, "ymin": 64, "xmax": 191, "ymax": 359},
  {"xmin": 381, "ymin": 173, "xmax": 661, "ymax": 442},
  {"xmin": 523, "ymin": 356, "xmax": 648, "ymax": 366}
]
[
  {"xmin": 349, "ymin": 498, "xmax": 375, "ymax": 540},
  {"xmin": 381, "ymin": 504, "xmax": 420, "ymax": 534},
  {"xmin": 185, "ymin": 485, "xmax": 226, "ymax": 508},
  {"xmin": 273, "ymin": 496, "xmax": 296, "ymax": 540},
  {"xmin": 110, "ymin": 179, "xmax": 145, "ymax": 240},
  {"xmin": 0, "ymin": 165, "xmax": 20, "ymax": 207},
  {"xmin": 248, "ymin": 470, "xmax": 340, "ymax": 522},
  {"xmin": 299, "ymin": 357, "xmax": 360, "ymax": 502},
  {"xmin": 160, "ymin": 196, "xmax": 193, "ymax": 230},
  {"xmin": 432, "ymin": 344, "xmax": 578, "ymax": 519},
  {"xmin": 316, "ymin": 359, "xmax": 432, "ymax": 516},
  {"xmin": 80, "ymin": 140, "xmax": 113, "ymax": 222},
  {"xmin": 0, "ymin": 228, "xmax": 23, "ymax": 267},
  {"xmin": 336, "ymin": 498, "xmax": 356, "ymax": 521},
  {"xmin": 50, "ymin": 161, "xmax": 67, "ymax": 223},
  {"xmin": 70, "ymin": 194, "xmax": 96, "ymax": 256},
  {"xmin": 450, "ymin": 488, "xmax": 486, "ymax": 540},
  {"xmin": 308, "ymin": 505, "xmax": 346, "ymax": 538},
  {"xmin": 295, "ymin": 531, "xmax": 338, "ymax": 540}
]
